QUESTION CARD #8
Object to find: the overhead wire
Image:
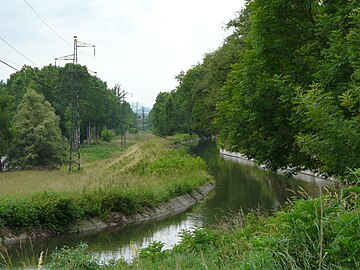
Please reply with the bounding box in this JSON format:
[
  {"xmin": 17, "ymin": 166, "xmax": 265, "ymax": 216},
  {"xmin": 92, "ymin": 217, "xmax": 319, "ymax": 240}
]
[
  {"xmin": 0, "ymin": 36, "xmax": 39, "ymax": 67},
  {"xmin": 0, "ymin": 58, "xmax": 71, "ymax": 104},
  {"xmin": 0, "ymin": 59, "xmax": 19, "ymax": 72},
  {"xmin": 22, "ymin": 0, "xmax": 101, "ymax": 74},
  {"xmin": 23, "ymin": 0, "xmax": 72, "ymax": 47},
  {"xmin": 0, "ymin": 57, "xmax": 22, "ymax": 67}
]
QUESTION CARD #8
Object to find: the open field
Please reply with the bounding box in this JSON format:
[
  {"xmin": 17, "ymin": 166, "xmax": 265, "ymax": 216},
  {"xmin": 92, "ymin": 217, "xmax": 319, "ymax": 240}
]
[
  {"xmin": 0, "ymin": 133, "xmax": 212, "ymax": 233},
  {"xmin": 0, "ymin": 132, "xmax": 156, "ymax": 196}
]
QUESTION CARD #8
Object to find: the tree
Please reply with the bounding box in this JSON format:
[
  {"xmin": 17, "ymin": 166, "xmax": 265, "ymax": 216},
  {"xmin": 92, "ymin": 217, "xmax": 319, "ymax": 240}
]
[
  {"xmin": 151, "ymin": 92, "xmax": 172, "ymax": 136},
  {"xmin": 0, "ymin": 82, "xmax": 14, "ymax": 170},
  {"xmin": 293, "ymin": 2, "xmax": 360, "ymax": 177},
  {"xmin": 294, "ymin": 86, "xmax": 360, "ymax": 176},
  {"xmin": 150, "ymin": 35, "xmax": 243, "ymax": 137},
  {"xmin": 10, "ymin": 88, "xmax": 67, "ymax": 169},
  {"xmin": 216, "ymin": 0, "xmax": 320, "ymax": 171}
]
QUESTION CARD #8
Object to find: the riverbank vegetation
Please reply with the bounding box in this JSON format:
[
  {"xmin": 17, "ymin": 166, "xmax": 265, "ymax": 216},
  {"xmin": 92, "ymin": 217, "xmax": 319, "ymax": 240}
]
[
  {"xmin": 150, "ymin": 0, "xmax": 360, "ymax": 182},
  {"xmin": 41, "ymin": 184, "xmax": 359, "ymax": 269},
  {"xmin": 1, "ymin": 0, "xmax": 360, "ymax": 269},
  {"xmin": 0, "ymin": 135, "xmax": 211, "ymax": 235},
  {"xmin": 133, "ymin": 1, "xmax": 360, "ymax": 267}
]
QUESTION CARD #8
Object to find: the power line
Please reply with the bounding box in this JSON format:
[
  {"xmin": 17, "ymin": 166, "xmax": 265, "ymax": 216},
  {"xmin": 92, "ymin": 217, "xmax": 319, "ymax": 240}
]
[
  {"xmin": 0, "ymin": 58, "xmax": 72, "ymax": 103},
  {"xmin": 23, "ymin": 0, "xmax": 72, "ymax": 47},
  {"xmin": 0, "ymin": 57, "xmax": 22, "ymax": 67},
  {"xmin": 0, "ymin": 36, "xmax": 39, "ymax": 67},
  {"xmin": 0, "ymin": 59, "xmax": 19, "ymax": 72},
  {"xmin": 22, "ymin": 0, "xmax": 102, "ymax": 73}
]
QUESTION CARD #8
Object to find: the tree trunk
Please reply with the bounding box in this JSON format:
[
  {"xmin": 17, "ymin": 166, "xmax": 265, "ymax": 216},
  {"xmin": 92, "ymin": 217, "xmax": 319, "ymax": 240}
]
[
  {"xmin": 95, "ymin": 126, "xmax": 99, "ymax": 144},
  {"xmin": 87, "ymin": 121, "xmax": 91, "ymax": 145}
]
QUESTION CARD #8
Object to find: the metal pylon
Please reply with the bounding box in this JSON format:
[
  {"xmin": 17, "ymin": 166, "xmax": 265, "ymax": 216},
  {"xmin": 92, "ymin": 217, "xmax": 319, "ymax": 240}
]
[{"xmin": 55, "ymin": 36, "xmax": 95, "ymax": 172}]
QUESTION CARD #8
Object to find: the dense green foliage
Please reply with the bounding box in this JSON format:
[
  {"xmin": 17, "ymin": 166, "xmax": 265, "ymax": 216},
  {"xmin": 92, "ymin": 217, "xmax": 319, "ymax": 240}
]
[
  {"xmin": 9, "ymin": 88, "xmax": 67, "ymax": 168},
  {"xmin": 0, "ymin": 64, "xmax": 136, "ymax": 169},
  {"xmin": 150, "ymin": 35, "xmax": 242, "ymax": 136},
  {"xmin": 151, "ymin": 0, "xmax": 360, "ymax": 178},
  {"xmin": 100, "ymin": 129, "xmax": 114, "ymax": 142},
  {"xmin": 40, "ymin": 186, "xmax": 359, "ymax": 269},
  {"xmin": 0, "ymin": 82, "xmax": 14, "ymax": 170},
  {"xmin": 0, "ymin": 192, "xmax": 80, "ymax": 232},
  {"xmin": 48, "ymin": 243, "xmax": 100, "ymax": 270}
]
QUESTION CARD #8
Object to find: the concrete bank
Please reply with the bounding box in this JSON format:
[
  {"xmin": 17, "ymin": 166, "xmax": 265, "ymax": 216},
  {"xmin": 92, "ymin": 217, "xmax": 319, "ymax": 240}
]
[
  {"xmin": 0, "ymin": 182, "xmax": 215, "ymax": 245},
  {"xmin": 220, "ymin": 149, "xmax": 332, "ymax": 186}
]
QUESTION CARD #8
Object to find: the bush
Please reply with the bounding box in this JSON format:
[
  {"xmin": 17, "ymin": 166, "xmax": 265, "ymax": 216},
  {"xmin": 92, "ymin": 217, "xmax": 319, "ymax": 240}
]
[
  {"xmin": 100, "ymin": 130, "xmax": 114, "ymax": 142},
  {"xmin": 128, "ymin": 128, "xmax": 139, "ymax": 134},
  {"xmin": 145, "ymin": 150, "xmax": 206, "ymax": 175},
  {"xmin": 48, "ymin": 243, "xmax": 100, "ymax": 270},
  {"xmin": 174, "ymin": 227, "xmax": 220, "ymax": 253},
  {"xmin": 139, "ymin": 241, "xmax": 167, "ymax": 262},
  {"xmin": 0, "ymin": 192, "xmax": 82, "ymax": 232}
]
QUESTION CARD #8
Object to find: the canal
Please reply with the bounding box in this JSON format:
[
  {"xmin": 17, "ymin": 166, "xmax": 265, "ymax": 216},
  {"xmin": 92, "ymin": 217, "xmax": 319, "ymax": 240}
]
[{"xmin": 4, "ymin": 140, "xmax": 326, "ymax": 268}]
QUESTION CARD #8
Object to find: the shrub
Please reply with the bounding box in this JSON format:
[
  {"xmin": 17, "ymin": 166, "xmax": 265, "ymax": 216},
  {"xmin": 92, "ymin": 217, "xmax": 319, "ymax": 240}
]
[
  {"xmin": 145, "ymin": 151, "xmax": 206, "ymax": 175},
  {"xmin": 174, "ymin": 227, "xmax": 220, "ymax": 253},
  {"xmin": 128, "ymin": 128, "xmax": 139, "ymax": 134},
  {"xmin": 100, "ymin": 130, "xmax": 114, "ymax": 142},
  {"xmin": 0, "ymin": 192, "xmax": 82, "ymax": 233},
  {"xmin": 48, "ymin": 243, "xmax": 100, "ymax": 270},
  {"xmin": 139, "ymin": 241, "xmax": 167, "ymax": 262}
]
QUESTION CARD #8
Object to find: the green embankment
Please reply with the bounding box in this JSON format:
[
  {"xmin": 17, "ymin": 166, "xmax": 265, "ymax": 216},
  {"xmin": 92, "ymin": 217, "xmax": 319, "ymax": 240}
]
[
  {"xmin": 46, "ymin": 186, "xmax": 360, "ymax": 270},
  {"xmin": 0, "ymin": 135, "xmax": 212, "ymax": 235}
]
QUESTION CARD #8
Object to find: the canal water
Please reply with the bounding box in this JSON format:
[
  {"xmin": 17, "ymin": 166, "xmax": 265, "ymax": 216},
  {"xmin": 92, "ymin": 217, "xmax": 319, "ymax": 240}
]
[{"xmin": 3, "ymin": 140, "xmax": 326, "ymax": 268}]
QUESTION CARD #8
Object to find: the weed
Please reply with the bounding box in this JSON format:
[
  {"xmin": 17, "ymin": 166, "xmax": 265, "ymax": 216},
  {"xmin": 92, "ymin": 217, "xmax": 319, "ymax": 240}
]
[
  {"xmin": 139, "ymin": 241, "xmax": 167, "ymax": 262},
  {"xmin": 48, "ymin": 243, "xmax": 99, "ymax": 270}
]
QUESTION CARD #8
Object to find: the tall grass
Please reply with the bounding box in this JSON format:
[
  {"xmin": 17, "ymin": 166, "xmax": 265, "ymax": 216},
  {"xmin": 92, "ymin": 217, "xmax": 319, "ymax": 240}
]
[
  {"xmin": 0, "ymin": 133, "xmax": 155, "ymax": 197},
  {"xmin": 0, "ymin": 135, "xmax": 212, "ymax": 234}
]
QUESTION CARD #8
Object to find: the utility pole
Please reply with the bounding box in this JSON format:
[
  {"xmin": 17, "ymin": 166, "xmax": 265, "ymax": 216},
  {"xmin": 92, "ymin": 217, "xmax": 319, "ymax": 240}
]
[
  {"xmin": 55, "ymin": 36, "xmax": 95, "ymax": 173},
  {"xmin": 134, "ymin": 101, "xmax": 139, "ymax": 139},
  {"xmin": 142, "ymin": 106, "xmax": 145, "ymax": 131},
  {"xmin": 115, "ymin": 85, "xmax": 127, "ymax": 148}
]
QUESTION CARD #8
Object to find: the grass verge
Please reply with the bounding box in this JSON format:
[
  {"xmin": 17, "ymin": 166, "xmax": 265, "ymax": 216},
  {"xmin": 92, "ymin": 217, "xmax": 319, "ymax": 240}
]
[{"xmin": 0, "ymin": 135, "xmax": 212, "ymax": 234}]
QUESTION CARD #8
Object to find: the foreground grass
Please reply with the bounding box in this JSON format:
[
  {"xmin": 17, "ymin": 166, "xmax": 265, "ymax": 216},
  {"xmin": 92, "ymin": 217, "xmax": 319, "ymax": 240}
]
[
  {"xmin": 44, "ymin": 186, "xmax": 360, "ymax": 270},
  {"xmin": 0, "ymin": 133, "xmax": 211, "ymax": 234}
]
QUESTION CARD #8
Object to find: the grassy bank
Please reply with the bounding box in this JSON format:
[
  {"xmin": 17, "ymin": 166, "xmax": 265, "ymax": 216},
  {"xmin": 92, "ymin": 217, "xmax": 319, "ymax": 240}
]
[
  {"xmin": 43, "ymin": 185, "xmax": 359, "ymax": 270},
  {"xmin": 0, "ymin": 134, "xmax": 212, "ymax": 234},
  {"xmin": 0, "ymin": 133, "xmax": 154, "ymax": 196}
]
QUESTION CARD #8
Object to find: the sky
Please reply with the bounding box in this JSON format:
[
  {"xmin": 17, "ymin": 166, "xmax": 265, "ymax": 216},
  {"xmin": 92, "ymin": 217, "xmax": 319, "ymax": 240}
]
[{"xmin": 0, "ymin": 0, "xmax": 245, "ymax": 107}]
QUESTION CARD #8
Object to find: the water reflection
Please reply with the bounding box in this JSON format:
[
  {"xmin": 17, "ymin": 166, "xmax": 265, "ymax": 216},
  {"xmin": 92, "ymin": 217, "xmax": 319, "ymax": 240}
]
[
  {"xmin": 188, "ymin": 140, "xmax": 324, "ymax": 224},
  {"xmin": 5, "ymin": 140, "xmax": 326, "ymax": 268}
]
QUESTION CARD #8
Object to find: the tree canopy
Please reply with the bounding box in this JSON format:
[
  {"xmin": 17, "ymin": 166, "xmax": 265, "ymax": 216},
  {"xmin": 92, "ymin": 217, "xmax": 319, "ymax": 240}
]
[
  {"xmin": 151, "ymin": 0, "xmax": 360, "ymax": 179},
  {"xmin": 0, "ymin": 63, "xmax": 136, "ymax": 170}
]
